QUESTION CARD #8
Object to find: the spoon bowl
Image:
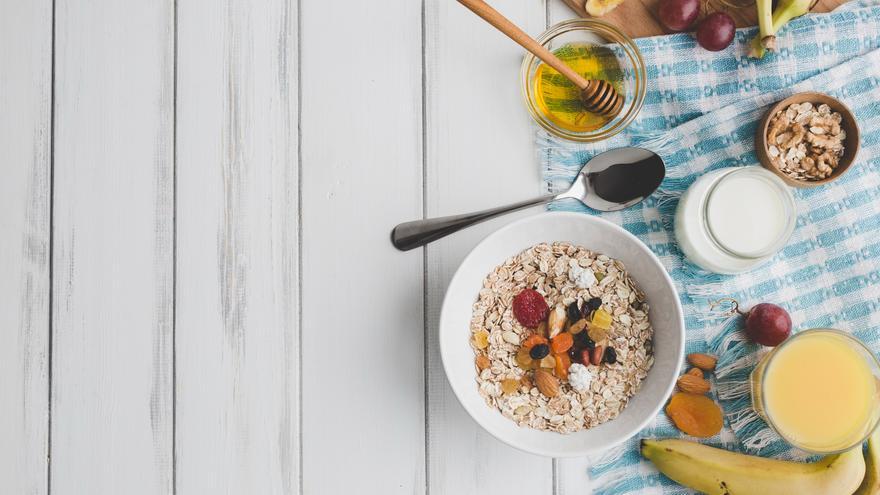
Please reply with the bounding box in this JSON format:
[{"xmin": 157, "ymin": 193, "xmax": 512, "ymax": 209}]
[{"xmin": 391, "ymin": 147, "xmax": 665, "ymax": 251}]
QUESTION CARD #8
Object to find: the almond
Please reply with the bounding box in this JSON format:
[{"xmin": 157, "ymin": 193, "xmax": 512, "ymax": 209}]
[
  {"xmin": 687, "ymin": 353, "xmax": 717, "ymax": 371},
  {"xmin": 591, "ymin": 344, "xmax": 605, "ymax": 366},
  {"xmin": 535, "ymin": 321, "xmax": 548, "ymax": 338},
  {"xmin": 535, "ymin": 369, "xmax": 560, "ymax": 398},
  {"xmin": 687, "ymin": 367, "xmax": 704, "ymax": 378},
  {"xmin": 677, "ymin": 374, "xmax": 711, "ymax": 394},
  {"xmin": 548, "ymin": 305, "xmax": 567, "ymax": 338}
]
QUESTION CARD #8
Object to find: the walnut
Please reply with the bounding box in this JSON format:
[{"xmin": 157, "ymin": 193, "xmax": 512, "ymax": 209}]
[{"xmin": 766, "ymin": 102, "xmax": 846, "ymax": 182}]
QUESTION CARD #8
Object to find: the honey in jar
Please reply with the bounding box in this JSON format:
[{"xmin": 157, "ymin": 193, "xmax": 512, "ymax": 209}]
[{"xmin": 532, "ymin": 42, "xmax": 625, "ymax": 133}]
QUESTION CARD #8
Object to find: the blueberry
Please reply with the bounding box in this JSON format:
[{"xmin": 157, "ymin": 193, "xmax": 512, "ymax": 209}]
[
  {"xmin": 567, "ymin": 302, "xmax": 581, "ymax": 323},
  {"xmin": 529, "ymin": 343, "xmax": 550, "ymax": 360},
  {"xmin": 604, "ymin": 346, "xmax": 617, "ymax": 364}
]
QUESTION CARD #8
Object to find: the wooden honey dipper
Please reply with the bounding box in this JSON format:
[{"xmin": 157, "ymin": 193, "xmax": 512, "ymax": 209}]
[{"xmin": 457, "ymin": 0, "xmax": 624, "ymax": 117}]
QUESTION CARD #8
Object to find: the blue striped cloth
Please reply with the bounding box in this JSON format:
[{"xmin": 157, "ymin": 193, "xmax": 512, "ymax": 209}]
[{"xmin": 538, "ymin": 2, "xmax": 880, "ymax": 492}]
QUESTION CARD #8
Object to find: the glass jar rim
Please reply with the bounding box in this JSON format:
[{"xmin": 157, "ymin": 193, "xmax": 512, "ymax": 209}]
[
  {"xmin": 519, "ymin": 18, "xmax": 646, "ymax": 143},
  {"xmin": 700, "ymin": 167, "xmax": 796, "ymax": 260},
  {"xmin": 758, "ymin": 328, "xmax": 880, "ymax": 454}
]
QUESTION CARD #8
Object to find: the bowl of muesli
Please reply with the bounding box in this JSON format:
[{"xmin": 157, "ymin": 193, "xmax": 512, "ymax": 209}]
[{"xmin": 439, "ymin": 211, "xmax": 684, "ymax": 457}]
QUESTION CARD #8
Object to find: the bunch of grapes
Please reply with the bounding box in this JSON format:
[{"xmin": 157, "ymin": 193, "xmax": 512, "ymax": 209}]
[{"xmin": 656, "ymin": 0, "xmax": 735, "ymax": 51}]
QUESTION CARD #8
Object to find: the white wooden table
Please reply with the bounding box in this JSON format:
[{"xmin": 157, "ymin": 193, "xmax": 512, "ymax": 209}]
[{"xmin": 1, "ymin": 0, "xmax": 596, "ymax": 492}]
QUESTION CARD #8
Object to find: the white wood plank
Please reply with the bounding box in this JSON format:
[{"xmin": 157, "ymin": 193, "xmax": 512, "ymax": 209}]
[
  {"xmin": 424, "ymin": 0, "xmax": 556, "ymax": 493},
  {"xmin": 543, "ymin": 6, "xmax": 595, "ymax": 493},
  {"xmin": 50, "ymin": 1, "xmax": 174, "ymax": 493},
  {"xmin": 175, "ymin": 0, "xmax": 299, "ymax": 492},
  {"xmin": 0, "ymin": 1, "xmax": 52, "ymax": 494},
  {"xmin": 299, "ymin": 0, "xmax": 425, "ymax": 492}
]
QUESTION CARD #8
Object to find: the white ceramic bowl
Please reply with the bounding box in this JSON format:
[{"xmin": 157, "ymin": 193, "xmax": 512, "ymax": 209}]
[{"xmin": 439, "ymin": 211, "xmax": 684, "ymax": 457}]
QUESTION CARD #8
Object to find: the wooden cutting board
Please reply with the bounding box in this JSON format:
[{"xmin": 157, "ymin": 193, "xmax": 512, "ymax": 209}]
[{"xmin": 559, "ymin": 0, "xmax": 845, "ymax": 38}]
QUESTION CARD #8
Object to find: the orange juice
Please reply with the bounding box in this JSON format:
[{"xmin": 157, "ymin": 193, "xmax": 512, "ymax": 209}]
[{"xmin": 751, "ymin": 329, "xmax": 880, "ymax": 453}]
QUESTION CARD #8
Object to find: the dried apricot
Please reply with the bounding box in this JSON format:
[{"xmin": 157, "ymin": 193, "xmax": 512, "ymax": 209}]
[
  {"xmin": 551, "ymin": 333, "xmax": 574, "ymax": 354},
  {"xmin": 472, "ymin": 330, "xmax": 489, "ymax": 349},
  {"xmin": 554, "ymin": 352, "xmax": 571, "ymax": 379},
  {"xmin": 665, "ymin": 392, "xmax": 723, "ymax": 438},
  {"xmin": 521, "ymin": 334, "xmax": 549, "ymax": 350},
  {"xmin": 475, "ymin": 354, "xmax": 491, "ymax": 371}
]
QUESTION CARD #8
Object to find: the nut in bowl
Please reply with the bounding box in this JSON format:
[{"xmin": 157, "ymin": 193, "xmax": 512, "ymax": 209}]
[
  {"xmin": 439, "ymin": 212, "xmax": 684, "ymax": 457},
  {"xmin": 756, "ymin": 92, "xmax": 860, "ymax": 187}
]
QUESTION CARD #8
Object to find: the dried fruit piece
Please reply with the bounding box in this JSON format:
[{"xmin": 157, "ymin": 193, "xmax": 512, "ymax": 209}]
[
  {"xmin": 591, "ymin": 308, "xmax": 613, "ymax": 330},
  {"xmin": 516, "ymin": 347, "xmax": 535, "ymax": 370},
  {"xmin": 539, "ymin": 354, "xmax": 556, "ymax": 369},
  {"xmin": 535, "ymin": 369, "xmax": 560, "ymax": 397},
  {"xmin": 475, "ymin": 354, "xmax": 491, "ymax": 371},
  {"xmin": 573, "ymin": 331, "xmax": 594, "ymax": 351},
  {"xmin": 551, "ymin": 333, "xmax": 574, "ymax": 354},
  {"xmin": 522, "ymin": 334, "xmax": 548, "ymax": 350},
  {"xmin": 665, "ymin": 392, "xmax": 723, "ymax": 438},
  {"xmin": 548, "ymin": 304, "xmax": 567, "ymax": 338},
  {"xmin": 688, "ymin": 368, "xmax": 704, "ymax": 378},
  {"xmin": 587, "ymin": 324, "xmax": 610, "ymax": 343},
  {"xmin": 568, "ymin": 319, "xmax": 588, "ymax": 335},
  {"xmin": 520, "ymin": 374, "xmax": 532, "ymax": 389},
  {"xmin": 530, "ymin": 343, "xmax": 551, "ymax": 360},
  {"xmin": 687, "ymin": 353, "xmax": 717, "ymax": 371},
  {"xmin": 591, "ymin": 345, "xmax": 605, "ymax": 365},
  {"xmin": 512, "ymin": 289, "xmax": 550, "ymax": 328},
  {"xmin": 567, "ymin": 302, "xmax": 582, "ymax": 323},
  {"xmin": 473, "ymin": 330, "xmax": 489, "ymax": 349},
  {"xmin": 554, "ymin": 352, "xmax": 571, "ymax": 379},
  {"xmin": 501, "ymin": 378, "xmax": 520, "ymax": 395},
  {"xmin": 677, "ymin": 374, "xmax": 711, "ymax": 394},
  {"xmin": 604, "ymin": 346, "xmax": 617, "ymax": 364}
]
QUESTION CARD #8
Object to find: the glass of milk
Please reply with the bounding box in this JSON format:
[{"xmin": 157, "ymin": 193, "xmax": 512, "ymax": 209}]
[{"xmin": 674, "ymin": 167, "xmax": 796, "ymax": 274}]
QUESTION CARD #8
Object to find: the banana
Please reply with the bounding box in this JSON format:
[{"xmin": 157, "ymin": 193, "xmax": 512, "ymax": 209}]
[
  {"xmin": 749, "ymin": 0, "xmax": 813, "ymax": 58},
  {"xmin": 641, "ymin": 438, "xmax": 865, "ymax": 495},
  {"xmin": 584, "ymin": 0, "xmax": 624, "ymax": 17},
  {"xmin": 855, "ymin": 428, "xmax": 880, "ymax": 495}
]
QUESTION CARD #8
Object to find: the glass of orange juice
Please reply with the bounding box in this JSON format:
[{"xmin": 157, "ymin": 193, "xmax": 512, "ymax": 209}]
[{"xmin": 751, "ymin": 329, "xmax": 880, "ymax": 453}]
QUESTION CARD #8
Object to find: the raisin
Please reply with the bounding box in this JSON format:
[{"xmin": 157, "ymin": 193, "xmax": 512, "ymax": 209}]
[
  {"xmin": 604, "ymin": 347, "xmax": 617, "ymax": 364},
  {"xmin": 529, "ymin": 343, "xmax": 550, "ymax": 360},
  {"xmin": 567, "ymin": 302, "xmax": 582, "ymax": 323},
  {"xmin": 572, "ymin": 331, "xmax": 594, "ymax": 351}
]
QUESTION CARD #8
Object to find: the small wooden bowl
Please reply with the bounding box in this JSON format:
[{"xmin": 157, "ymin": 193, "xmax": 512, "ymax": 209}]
[{"xmin": 755, "ymin": 92, "xmax": 860, "ymax": 188}]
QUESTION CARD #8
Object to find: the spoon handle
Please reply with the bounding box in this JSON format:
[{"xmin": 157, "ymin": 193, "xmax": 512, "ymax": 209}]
[
  {"xmin": 391, "ymin": 195, "xmax": 556, "ymax": 251},
  {"xmin": 456, "ymin": 0, "xmax": 591, "ymax": 91}
]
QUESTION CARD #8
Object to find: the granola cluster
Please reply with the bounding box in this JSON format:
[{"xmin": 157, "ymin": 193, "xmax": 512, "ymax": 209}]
[{"xmin": 469, "ymin": 242, "xmax": 654, "ymax": 434}]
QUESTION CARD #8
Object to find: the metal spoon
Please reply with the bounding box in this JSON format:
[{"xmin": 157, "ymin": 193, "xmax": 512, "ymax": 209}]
[{"xmin": 391, "ymin": 147, "xmax": 664, "ymax": 251}]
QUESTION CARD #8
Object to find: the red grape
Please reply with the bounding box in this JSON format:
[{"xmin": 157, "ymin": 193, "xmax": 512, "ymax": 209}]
[
  {"xmin": 745, "ymin": 303, "xmax": 792, "ymax": 347},
  {"xmin": 657, "ymin": 0, "xmax": 700, "ymax": 32},
  {"xmin": 695, "ymin": 12, "xmax": 735, "ymax": 51}
]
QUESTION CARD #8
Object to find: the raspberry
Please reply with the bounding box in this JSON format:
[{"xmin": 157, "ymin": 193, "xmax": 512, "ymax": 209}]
[{"xmin": 512, "ymin": 289, "xmax": 549, "ymax": 328}]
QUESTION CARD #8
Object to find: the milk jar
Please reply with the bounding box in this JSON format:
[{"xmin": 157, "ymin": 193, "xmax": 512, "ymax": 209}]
[{"xmin": 674, "ymin": 166, "xmax": 796, "ymax": 274}]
